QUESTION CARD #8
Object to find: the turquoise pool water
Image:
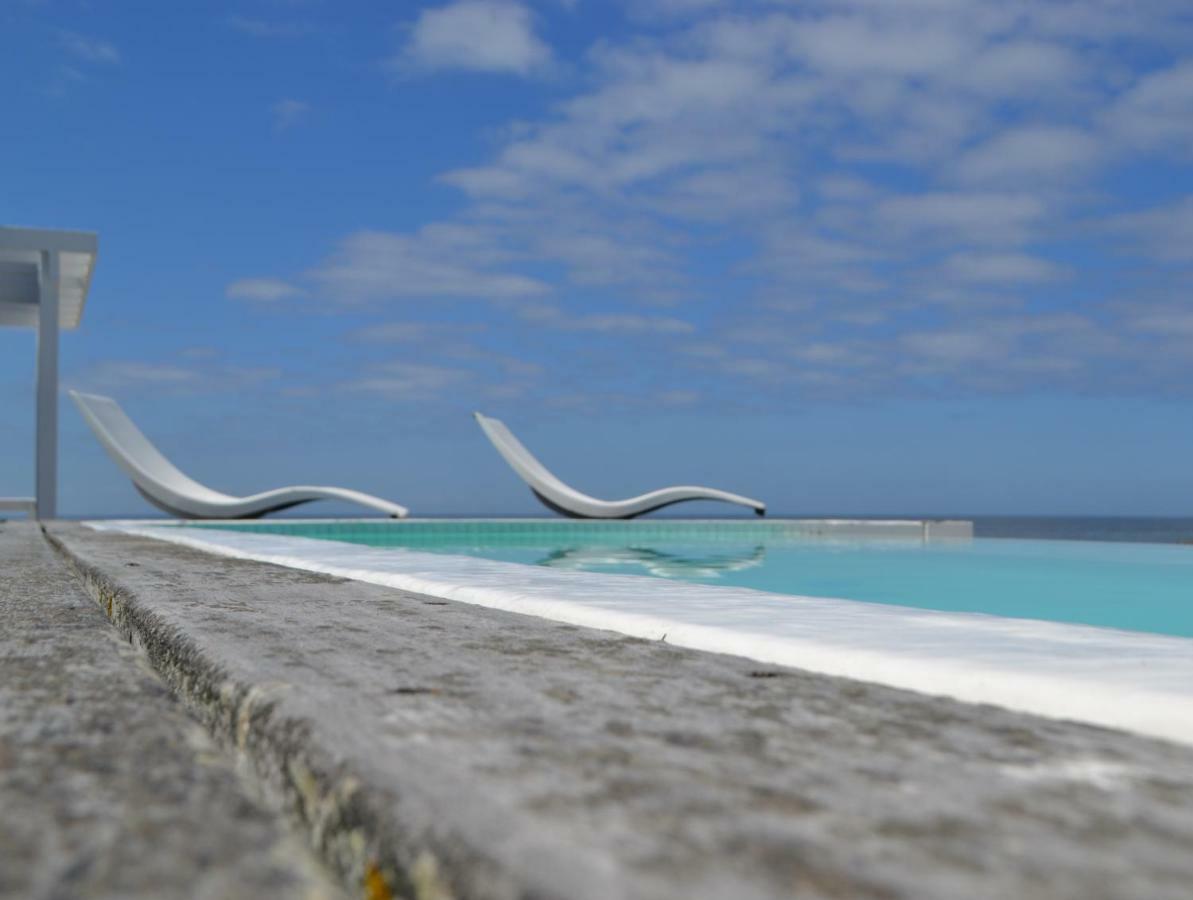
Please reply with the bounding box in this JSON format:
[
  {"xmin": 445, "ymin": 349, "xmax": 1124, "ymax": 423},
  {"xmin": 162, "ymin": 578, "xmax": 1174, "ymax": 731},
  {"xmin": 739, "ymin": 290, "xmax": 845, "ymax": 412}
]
[{"xmin": 186, "ymin": 521, "xmax": 1193, "ymax": 638}]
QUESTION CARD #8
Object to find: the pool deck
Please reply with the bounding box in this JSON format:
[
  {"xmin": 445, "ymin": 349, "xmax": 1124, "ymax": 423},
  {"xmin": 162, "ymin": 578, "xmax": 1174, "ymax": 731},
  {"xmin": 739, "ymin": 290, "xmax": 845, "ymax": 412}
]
[
  {"xmin": 103, "ymin": 517, "xmax": 1193, "ymax": 746},
  {"xmin": 6, "ymin": 519, "xmax": 1193, "ymax": 899}
]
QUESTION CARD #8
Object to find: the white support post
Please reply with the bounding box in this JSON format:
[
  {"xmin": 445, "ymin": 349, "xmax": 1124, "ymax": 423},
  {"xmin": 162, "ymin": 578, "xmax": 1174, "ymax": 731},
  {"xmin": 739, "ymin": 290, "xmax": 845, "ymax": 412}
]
[{"xmin": 35, "ymin": 250, "xmax": 60, "ymax": 520}]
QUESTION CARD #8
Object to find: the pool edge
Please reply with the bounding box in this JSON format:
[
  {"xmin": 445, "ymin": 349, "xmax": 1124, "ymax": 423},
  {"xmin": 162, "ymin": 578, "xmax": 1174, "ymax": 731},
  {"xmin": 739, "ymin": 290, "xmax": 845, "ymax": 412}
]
[{"xmin": 87, "ymin": 519, "xmax": 1193, "ymax": 748}]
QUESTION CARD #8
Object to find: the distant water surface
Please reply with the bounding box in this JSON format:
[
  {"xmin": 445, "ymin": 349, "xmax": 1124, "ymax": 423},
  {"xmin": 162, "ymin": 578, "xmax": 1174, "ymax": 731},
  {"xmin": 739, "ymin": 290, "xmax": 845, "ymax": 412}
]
[
  {"xmin": 759, "ymin": 515, "xmax": 1193, "ymax": 545},
  {"xmin": 969, "ymin": 516, "xmax": 1193, "ymax": 545}
]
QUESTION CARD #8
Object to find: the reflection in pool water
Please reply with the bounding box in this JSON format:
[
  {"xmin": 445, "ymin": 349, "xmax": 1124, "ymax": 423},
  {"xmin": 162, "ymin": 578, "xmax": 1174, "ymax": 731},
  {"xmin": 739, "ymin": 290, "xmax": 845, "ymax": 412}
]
[
  {"xmin": 181, "ymin": 521, "xmax": 1193, "ymax": 637},
  {"xmin": 536, "ymin": 544, "xmax": 766, "ymax": 578}
]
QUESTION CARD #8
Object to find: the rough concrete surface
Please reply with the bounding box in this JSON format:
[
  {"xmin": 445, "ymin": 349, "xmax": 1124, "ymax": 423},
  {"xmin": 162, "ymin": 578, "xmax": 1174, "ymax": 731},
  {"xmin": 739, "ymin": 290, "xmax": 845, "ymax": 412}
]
[
  {"xmin": 42, "ymin": 522, "xmax": 1193, "ymax": 900},
  {"xmin": 0, "ymin": 522, "xmax": 345, "ymax": 900}
]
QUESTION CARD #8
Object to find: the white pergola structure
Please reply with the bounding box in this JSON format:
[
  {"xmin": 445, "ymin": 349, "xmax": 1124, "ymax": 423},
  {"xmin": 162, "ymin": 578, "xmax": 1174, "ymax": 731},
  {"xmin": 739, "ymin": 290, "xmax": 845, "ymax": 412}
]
[{"xmin": 0, "ymin": 226, "xmax": 98, "ymax": 519}]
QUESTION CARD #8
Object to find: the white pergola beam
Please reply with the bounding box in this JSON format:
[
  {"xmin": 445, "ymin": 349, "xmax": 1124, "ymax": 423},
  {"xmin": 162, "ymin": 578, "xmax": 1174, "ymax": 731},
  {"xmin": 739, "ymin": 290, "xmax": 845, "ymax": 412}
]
[{"xmin": 0, "ymin": 227, "xmax": 97, "ymax": 255}]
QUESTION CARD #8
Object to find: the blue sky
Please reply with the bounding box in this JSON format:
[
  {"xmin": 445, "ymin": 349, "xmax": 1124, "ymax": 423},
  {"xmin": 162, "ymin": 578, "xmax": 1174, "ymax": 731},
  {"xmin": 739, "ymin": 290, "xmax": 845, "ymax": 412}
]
[{"xmin": 2, "ymin": 0, "xmax": 1192, "ymax": 517}]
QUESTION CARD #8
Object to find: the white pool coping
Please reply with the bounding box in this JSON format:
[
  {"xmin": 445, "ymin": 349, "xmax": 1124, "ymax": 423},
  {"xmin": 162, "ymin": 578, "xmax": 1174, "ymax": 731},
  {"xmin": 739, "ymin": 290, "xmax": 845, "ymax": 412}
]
[{"xmin": 91, "ymin": 521, "xmax": 1193, "ymax": 747}]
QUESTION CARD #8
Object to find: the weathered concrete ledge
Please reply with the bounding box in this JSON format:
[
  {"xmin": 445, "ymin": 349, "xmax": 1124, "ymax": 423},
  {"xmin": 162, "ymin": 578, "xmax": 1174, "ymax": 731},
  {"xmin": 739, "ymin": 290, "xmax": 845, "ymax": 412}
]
[
  {"xmin": 45, "ymin": 522, "xmax": 1193, "ymax": 899},
  {"xmin": 0, "ymin": 521, "xmax": 343, "ymax": 900}
]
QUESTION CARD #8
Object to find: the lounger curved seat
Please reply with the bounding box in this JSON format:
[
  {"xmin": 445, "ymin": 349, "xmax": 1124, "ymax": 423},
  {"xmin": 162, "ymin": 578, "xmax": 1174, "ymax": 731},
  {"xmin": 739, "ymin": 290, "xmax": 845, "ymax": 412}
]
[
  {"xmin": 473, "ymin": 412, "xmax": 765, "ymax": 519},
  {"xmin": 70, "ymin": 391, "xmax": 408, "ymax": 519}
]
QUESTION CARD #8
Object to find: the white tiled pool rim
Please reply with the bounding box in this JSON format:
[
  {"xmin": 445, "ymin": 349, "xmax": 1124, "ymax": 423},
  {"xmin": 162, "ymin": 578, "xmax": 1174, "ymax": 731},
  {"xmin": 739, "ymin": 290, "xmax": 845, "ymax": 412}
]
[{"xmin": 90, "ymin": 518, "xmax": 1193, "ymax": 747}]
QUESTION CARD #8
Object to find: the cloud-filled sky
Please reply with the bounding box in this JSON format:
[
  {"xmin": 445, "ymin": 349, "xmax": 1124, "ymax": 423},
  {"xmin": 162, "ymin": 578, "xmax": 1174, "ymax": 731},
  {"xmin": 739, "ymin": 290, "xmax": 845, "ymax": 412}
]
[{"xmin": 2, "ymin": 0, "xmax": 1192, "ymax": 517}]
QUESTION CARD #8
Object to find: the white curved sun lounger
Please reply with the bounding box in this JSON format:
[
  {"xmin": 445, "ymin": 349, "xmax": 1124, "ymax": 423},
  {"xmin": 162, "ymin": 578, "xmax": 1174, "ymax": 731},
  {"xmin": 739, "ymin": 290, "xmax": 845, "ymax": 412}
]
[
  {"xmin": 473, "ymin": 412, "xmax": 766, "ymax": 518},
  {"xmin": 70, "ymin": 391, "xmax": 408, "ymax": 519}
]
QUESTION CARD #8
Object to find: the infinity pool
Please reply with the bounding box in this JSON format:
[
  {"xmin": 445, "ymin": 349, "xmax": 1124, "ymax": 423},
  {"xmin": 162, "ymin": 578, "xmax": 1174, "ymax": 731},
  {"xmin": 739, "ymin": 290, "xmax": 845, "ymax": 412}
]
[{"xmin": 185, "ymin": 520, "xmax": 1193, "ymax": 638}]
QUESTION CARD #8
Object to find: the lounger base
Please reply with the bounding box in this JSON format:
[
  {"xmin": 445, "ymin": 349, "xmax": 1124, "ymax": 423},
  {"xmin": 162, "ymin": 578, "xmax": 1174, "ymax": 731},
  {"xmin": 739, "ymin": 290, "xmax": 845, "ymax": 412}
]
[
  {"xmin": 134, "ymin": 485, "xmax": 401, "ymax": 521},
  {"xmin": 134, "ymin": 485, "xmax": 312, "ymax": 520},
  {"xmin": 532, "ymin": 488, "xmax": 765, "ymax": 519}
]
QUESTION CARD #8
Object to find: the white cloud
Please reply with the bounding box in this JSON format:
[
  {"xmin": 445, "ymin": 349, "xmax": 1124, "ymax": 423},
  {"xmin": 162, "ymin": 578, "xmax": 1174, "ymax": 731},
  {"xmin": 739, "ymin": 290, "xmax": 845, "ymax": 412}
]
[
  {"xmin": 76, "ymin": 360, "xmax": 279, "ymax": 394},
  {"xmin": 88, "ymin": 361, "xmax": 199, "ymax": 385},
  {"xmin": 424, "ymin": 1, "xmax": 1127, "ymax": 318},
  {"xmin": 337, "ymin": 323, "xmax": 541, "ymax": 400},
  {"xmin": 1022, "ymin": 0, "xmax": 1193, "ymax": 42},
  {"xmin": 1106, "ymin": 61, "xmax": 1193, "ymax": 153},
  {"xmin": 528, "ymin": 223, "xmax": 682, "ymax": 293},
  {"xmin": 784, "ymin": 17, "xmax": 971, "ymax": 76},
  {"xmin": 875, "ymin": 192, "xmax": 1046, "ymax": 243},
  {"xmin": 896, "ymin": 314, "xmax": 1104, "ymax": 381},
  {"xmin": 655, "ymin": 166, "xmax": 798, "ymax": 220},
  {"xmin": 751, "ymin": 226, "xmax": 885, "ymax": 288},
  {"xmin": 1128, "ymin": 308, "xmax": 1193, "ymax": 337},
  {"xmin": 398, "ymin": 1, "xmax": 552, "ymax": 75},
  {"xmin": 346, "ymin": 362, "xmax": 472, "ymax": 400},
  {"xmin": 350, "ymin": 321, "xmax": 490, "ymax": 344},
  {"xmin": 684, "ymin": 310, "xmax": 1128, "ymax": 397},
  {"xmin": 717, "ymin": 357, "xmax": 790, "ymax": 380},
  {"xmin": 352, "ymin": 322, "xmax": 435, "ymax": 343},
  {"xmin": 955, "ymin": 126, "xmax": 1101, "ymax": 183},
  {"xmin": 961, "ymin": 40, "xmax": 1081, "ymax": 95},
  {"xmin": 655, "ymin": 388, "xmax": 700, "ymax": 406},
  {"xmin": 226, "ymin": 278, "xmax": 305, "ymax": 302},
  {"xmin": 818, "ymin": 176, "xmax": 878, "ymax": 202},
  {"xmin": 441, "ymin": 50, "xmax": 775, "ymax": 198},
  {"xmin": 942, "ymin": 251, "xmax": 1066, "ymax": 283},
  {"xmin": 519, "ymin": 305, "xmax": 695, "ymax": 334},
  {"xmin": 1107, "ymin": 197, "xmax": 1193, "ymax": 262},
  {"xmin": 272, "ymin": 99, "xmax": 310, "ymax": 131},
  {"xmin": 791, "ymin": 342, "xmax": 875, "ymax": 368},
  {"xmin": 311, "ymin": 228, "xmax": 550, "ymax": 303},
  {"xmin": 425, "ymin": 4, "xmax": 1123, "ymax": 318},
  {"xmin": 250, "ymin": 0, "xmax": 1193, "ymax": 401},
  {"xmin": 630, "ymin": 0, "xmax": 727, "ymax": 18},
  {"xmin": 443, "ymin": 343, "xmax": 543, "ymax": 378},
  {"xmin": 901, "ymin": 329, "xmax": 1008, "ymax": 366},
  {"xmin": 59, "ymin": 31, "xmax": 120, "ymax": 64},
  {"xmin": 679, "ymin": 341, "xmax": 728, "ymax": 359}
]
